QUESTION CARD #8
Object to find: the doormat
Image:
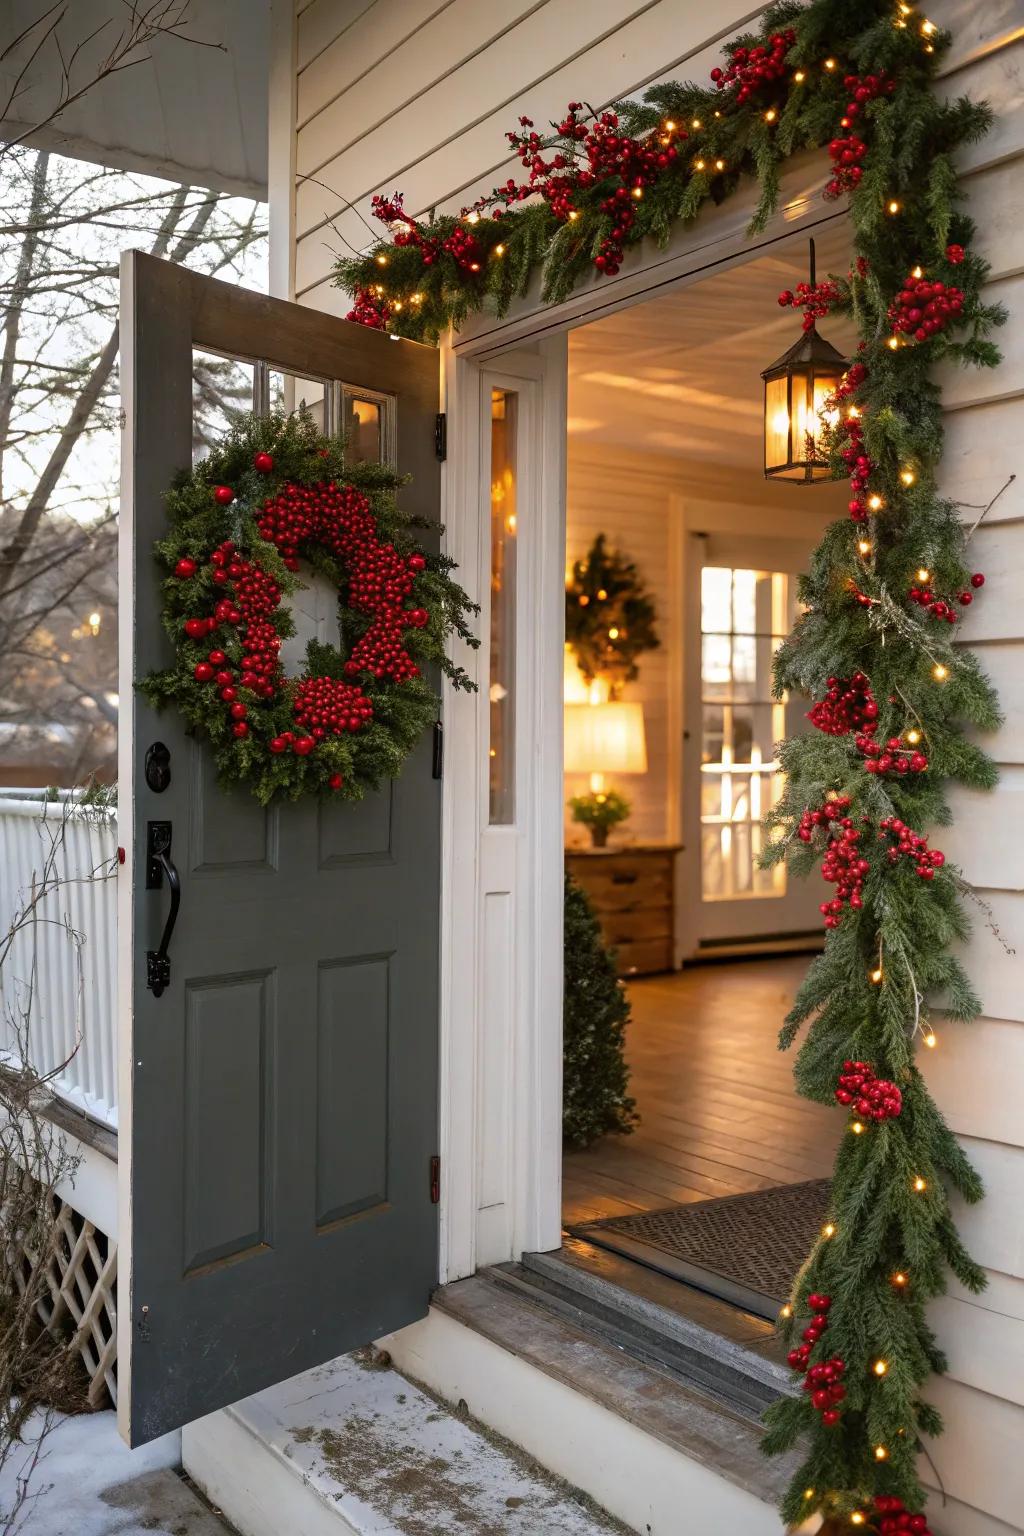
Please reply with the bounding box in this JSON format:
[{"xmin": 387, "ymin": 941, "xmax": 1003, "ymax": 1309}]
[{"xmin": 570, "ymin": 1179, "xmax": 831, "ymax": 1320}]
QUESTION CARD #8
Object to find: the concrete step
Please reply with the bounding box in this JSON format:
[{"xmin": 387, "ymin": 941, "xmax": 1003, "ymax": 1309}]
[
  {"xmin": 183, "ymin": 1347, "xmax": 628, "ymax": 1536},
  {"xmin": 502, "ymin": 1237, "xmax": 797, "ymax": 1420}
]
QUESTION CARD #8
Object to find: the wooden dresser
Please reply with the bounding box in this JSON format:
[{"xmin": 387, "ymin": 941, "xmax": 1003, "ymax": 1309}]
[{"xmin": 565, "ymin": 845, "xmax": 680, "ymax": 977}]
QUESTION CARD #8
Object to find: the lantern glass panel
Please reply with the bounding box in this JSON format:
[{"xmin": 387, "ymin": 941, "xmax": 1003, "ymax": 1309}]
[{"xmin": 764, "ymin": 374, "xmax": 791, "ymax": 474}]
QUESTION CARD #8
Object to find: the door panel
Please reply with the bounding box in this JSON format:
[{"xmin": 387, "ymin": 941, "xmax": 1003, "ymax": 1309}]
[{"xmin": 118, "ymin": 252, "xmax": 441, "ymax": 1444}]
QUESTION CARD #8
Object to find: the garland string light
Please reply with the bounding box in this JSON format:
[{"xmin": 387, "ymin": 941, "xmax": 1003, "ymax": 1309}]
[{"xmin": 334, "ymin": 2, "xmax": 1007, "ymax": 1528}]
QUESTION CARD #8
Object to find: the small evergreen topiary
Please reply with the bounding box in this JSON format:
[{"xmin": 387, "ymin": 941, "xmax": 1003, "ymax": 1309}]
[{"xmin": 563, "ymin": 873, "xmax": 637, "ymax": 1148}]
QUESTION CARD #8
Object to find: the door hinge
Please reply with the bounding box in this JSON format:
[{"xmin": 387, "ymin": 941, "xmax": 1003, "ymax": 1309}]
[
  {"xmin": 430, "ymin": 1155, "xmax": 441, "ymax": 1204},
  {"xmin": 434, "ymin": 412, "xmax": 447, "ymax": 462},
  {"xmin": 432, "ymin": 720, "xmax": 444, "ymax": 780}
]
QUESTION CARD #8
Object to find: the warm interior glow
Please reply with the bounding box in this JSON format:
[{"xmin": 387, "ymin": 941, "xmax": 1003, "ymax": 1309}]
[{"xmin": 564, "ymin": 702, "xmax": 649, "ymax": 776}]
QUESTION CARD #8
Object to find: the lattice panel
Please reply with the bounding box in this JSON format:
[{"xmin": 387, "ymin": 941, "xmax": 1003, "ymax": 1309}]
[{"xmin": 14, "ymin": 1189, "xmax": 117, "ymax": 1407}]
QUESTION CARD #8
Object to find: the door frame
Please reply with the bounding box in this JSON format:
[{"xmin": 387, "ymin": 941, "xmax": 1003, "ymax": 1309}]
[{"xmin": 435, "ymin": 178, "xmax": 852, "ymax": 1284}]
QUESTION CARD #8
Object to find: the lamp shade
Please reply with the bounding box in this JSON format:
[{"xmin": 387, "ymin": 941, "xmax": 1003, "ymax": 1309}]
[{"xmin": 564, "ymin": 702, "xmax": 648, "ymax": 775}]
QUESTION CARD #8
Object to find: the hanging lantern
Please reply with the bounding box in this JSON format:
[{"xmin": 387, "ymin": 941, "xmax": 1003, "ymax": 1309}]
[{"xmin": 762, "ymin": 240, "xmax": 847, "ymax": 482}]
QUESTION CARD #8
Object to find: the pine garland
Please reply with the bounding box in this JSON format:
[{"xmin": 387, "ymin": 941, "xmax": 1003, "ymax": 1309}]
[{"xmin": 333, "ymin": 3, "xmax": 1006, "ymax": 1528}]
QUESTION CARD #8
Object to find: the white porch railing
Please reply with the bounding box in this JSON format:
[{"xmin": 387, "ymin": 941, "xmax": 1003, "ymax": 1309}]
[{"xmin": 0, "ymin": 792, "xmax": 119, "ymax": 1131}]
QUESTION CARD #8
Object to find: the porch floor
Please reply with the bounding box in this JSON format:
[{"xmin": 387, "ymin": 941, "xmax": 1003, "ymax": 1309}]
[{"xmin": 562, "ymin": 955, "xmax": 840, "ymax": 1227}]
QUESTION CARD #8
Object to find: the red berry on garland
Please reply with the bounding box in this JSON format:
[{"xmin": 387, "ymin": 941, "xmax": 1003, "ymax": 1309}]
[
  {"xmin": 232, "ymin": 721, "xmax": 249, "ymax": 738},
  {"xmin": 293, "ymin": 736, "xmax": 316, "ymax": 756},
  {"xmin": 213, "ymin": 485, "xmax": 235, "ymax": 504},
  {"xmin": 230, "ymin": 702, "xmax": 248, "ymax": 719},
  {"xmin": 971, "ymin": 571, "xmax": 985, "ymax": 587},
  {"xmin": 408, "ymin": 553, "xmax": 427, "ymax": 573},
  {"xmin": 209, "ymin": 649, "xmax": 226, "ymax": 665},
  {"xmin": 269, "ymin": 736, "xmax": 287, "ymax": 754},
  {"xmin": 253, "ymin": 452, "xmax": 274, "ymax": 473},
  {"xmin": 220, "ymin": 686, "xmax": 237, "ymax": 702},
  {"xmin": 406, "ymin": 607, "xmax": 429, "ymax": 628},
  {"xmin": 175, "ymin": 557, "xmax": 197, "ymax": 578},
  {"xmin": 184, "ymin": 618, "xmax": 207, "ymax": 638},
  {"xmin": 194, "ymin": 662, "xmax": 214, "ymax": 682},
  {"xmin": 329, "ymin": 772, "xmax": 344, "ymax": 791},
  {"xmin": 821, "ymin": 1410, "xmax": 841, "ymax": 1427},
  {"xmin": 946, "ymin": 243, "xmax": 966, "ymax": 264}
]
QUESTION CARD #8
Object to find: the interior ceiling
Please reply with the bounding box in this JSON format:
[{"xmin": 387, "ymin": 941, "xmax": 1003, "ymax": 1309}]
[{"xmin": 568, "ymin": 223, "xmax": 857, "ymax": 472}]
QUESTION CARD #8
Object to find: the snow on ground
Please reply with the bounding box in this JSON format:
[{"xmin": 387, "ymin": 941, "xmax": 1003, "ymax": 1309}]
[{"xmin": 0, "ymin": 1410, "xmax": 232, "ymax": 1535}]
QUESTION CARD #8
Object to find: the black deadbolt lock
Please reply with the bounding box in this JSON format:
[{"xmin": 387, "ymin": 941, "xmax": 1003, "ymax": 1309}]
[{"xmin": 145, "ymin": 741, "xmax": 171, "ymax": 793}]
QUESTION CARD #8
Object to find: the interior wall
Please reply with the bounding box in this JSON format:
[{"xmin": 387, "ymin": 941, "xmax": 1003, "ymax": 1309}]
[{"xmin": 563, "ymin": 439, "xmax": 836, "ymax": 849}]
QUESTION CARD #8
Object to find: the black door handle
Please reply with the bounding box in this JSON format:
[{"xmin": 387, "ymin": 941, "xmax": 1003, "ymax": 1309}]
[{"xmin": 146, "ymin": 821, "xmax": 180, "ymax": 997}]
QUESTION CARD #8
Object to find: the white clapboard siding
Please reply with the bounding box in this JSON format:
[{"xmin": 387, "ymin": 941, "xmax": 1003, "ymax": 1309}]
[
  {"xmin": 278, "ymin": 5, "xmax": 1024, "ymax": 1530},
  {"xmin": 292, "ymin": 0, "xmax": 769, "ymax": 296},
  {"xmin": 950, "ymin": 1137, "xmax": 1024, "ymax": 1280},
  {"xmin": 925, "ymin": 1377, "xmax": 1024, "ymax": 1531}
]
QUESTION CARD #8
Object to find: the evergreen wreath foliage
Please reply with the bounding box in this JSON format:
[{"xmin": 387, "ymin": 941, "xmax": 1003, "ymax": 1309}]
[
  {"xmin": 335, "ymin": 4, "xmax": 1008, "ymax": 1526},
  {"xmin": 565, "ymin": 534, "xmax": 659, "ymax": 692},
  {"xmin": 141, "ymin": 412, "xmax": 478, "ymax": 804},
  {"xmin": 563, "ymin": 873, "xmax": 637, "ymax": 1149}
]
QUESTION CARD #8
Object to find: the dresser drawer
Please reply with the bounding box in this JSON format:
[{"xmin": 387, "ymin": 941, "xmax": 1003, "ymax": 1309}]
[
  {"xmin": 612, "ymin": 936, "xmax": 674, "ymax": 976},
  {"xmin": 598, "ymin": 906, "xmax": 672, "ymax": 944},
  {"xmin": 566, "ymin": 846, "xmax": 679, "ymax": 977}
]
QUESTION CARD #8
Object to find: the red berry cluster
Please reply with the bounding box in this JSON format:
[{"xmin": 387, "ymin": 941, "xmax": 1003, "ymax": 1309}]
[
  {"xmin": 829, "ymin": 361, "xmax": 875, "ymax": 520},
  {"xmin": 186, "ymin": 538, "xmax": 285, "ymax": 739},
  {"xmin": 860, "ymin": 734, "xmax": 928, "ymax": 777},
  {"xmin": 888, "ymin": 269, "xmax": 964, "ymax": 342},
  {"xmin": 786, "ymin": 1295, "xmax": 846, "ymax": 1427},
  {"xmin": 292, "ymin": 675, "xmax": 374, "ymax": 736},
  {"xmin": 825, "ymin": 131, "xmax": 868, "ymax": 199},
  {"xmin": 835, "ymin": 1060, "xmax": 902, "ymax": 1121},
  {"xmin": 874, "ymin": 1496, "xmax": 932, "ymax": 1534},
  {"xmin": 345, "ymin": 287, "xmax": 391, "ymax": 330},
  {"xmin": 908, "ymin": 569, "xmax": 984, "ymax": 625},
  {"xmin": 824, "ymin": 75, "xmax": 894, "ymax": 199},
  {"xmin": 878, "ymin": 816, "xmax": 945, "ymax": 879},
  {"xmin": 370, "ymin": 193, "xmax": 441, "ymax": 265},
  {"xmin": 442, "ymin": 223, "xmax": 484, "ymax": 273},
  {"xmin": 776, "ymin": 278, "xmax": 842, "ymax": 331},
  {"xmin": 496, "ymin": 107, "xmax": 680, "ymax": 276},
  {"xmin": 709, "ymin": 29, "xmax": 796, "ymax": 102},
  {"xmin": 946, "ymin": 243, "xmax": 965, "ymax": 265},
  {"xmin": 799, "ymin": 797, "xmax": 871, "ymax": 928},
  {"xmin": 808, "ymin": 673, "xmax": 878, "ymax": 736},
  {"xmin": 256, "ymin": 480, "xmax": 426, "ymax": 684}
]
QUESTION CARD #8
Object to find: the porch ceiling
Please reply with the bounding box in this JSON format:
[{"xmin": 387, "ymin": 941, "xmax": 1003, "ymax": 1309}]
[
  {"xmin": 568, "ymin": 223, "xmax": 857, "ymax": 476},
  {"xmin": 1, "ymin": 0, "xmax": 268, "ymax": 197}
]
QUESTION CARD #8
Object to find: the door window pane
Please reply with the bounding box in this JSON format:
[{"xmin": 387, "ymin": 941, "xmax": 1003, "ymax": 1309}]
[
  {"xmin": 489, "ymin": 389, "xmax": 518, "ymax": 824},
  {"xmin": 700, "ymin": 566, "xmax": 788, "ymax": 901},
  {"xmin": 192, "ymin": 349, "xmax": 253, "ymax": 462}
]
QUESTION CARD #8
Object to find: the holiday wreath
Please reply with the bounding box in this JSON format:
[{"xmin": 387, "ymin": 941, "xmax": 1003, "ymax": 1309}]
[
  {"xmin": 141, "ymin": 413, "xmax": 477, "ymax": 804},
  {"xmin": 335, "ymin": 2, "xmax": 1009, "ymax": 1530}
]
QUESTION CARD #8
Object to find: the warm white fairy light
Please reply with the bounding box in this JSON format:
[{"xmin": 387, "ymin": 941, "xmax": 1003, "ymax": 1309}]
[
  {"xmin": 901, "ymin": 467, "xmax": 917, "ymax": 485},
  {"xmin": 858, "ymin": 539, "xmax": 872, "ymax": 555},
  {"xmin": 873, "ymin": 1359, "xmax": 889, "ymax": 1377},
  {"xmin": 914, "ymin": 1175, "xmax": 927, "ymax": 1192},
  {"xmin": 933, "ymin": 662, "xmax": 949, "ymax": 681},
  {"xmin": 868, "ymin": 493, "xmax": 884, "ymax": 511},
  {"xmin": 924, "ymin": 1030, "xmax": 937, "ymax": 1048},
  {"xmin": 887, "ymin": 199, "xmax": 902, "ymax": 215}
]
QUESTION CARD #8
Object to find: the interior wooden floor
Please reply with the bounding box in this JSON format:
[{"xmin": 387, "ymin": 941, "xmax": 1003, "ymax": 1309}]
[{"xmin": 562, "ymin": 955, "xmax": 841, "ymax": 1229}]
